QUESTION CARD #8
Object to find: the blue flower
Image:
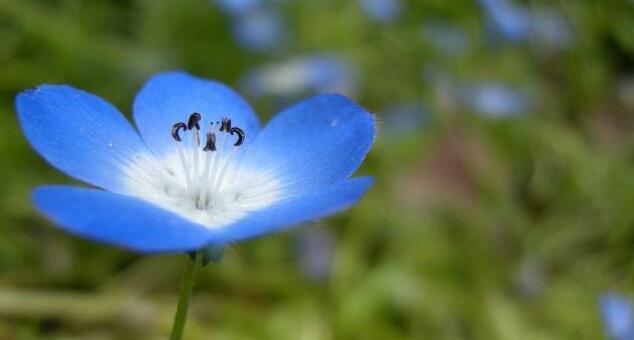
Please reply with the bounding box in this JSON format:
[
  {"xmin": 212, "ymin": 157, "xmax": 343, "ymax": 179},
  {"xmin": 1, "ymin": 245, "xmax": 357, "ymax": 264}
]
[
  {"xmin": 231, "ymin": 8, "xmax": 286, "ymax": 52},
  {"xmin": 360, "ymin": 0, "xmax": 402, "ymax": 24},
  {"xmin": 213, "ymin": 0, "xmax": 262, "ymax": 16},
  {"xmin": 600, "ymin": 293, "xmax": 634, "ymax": 340},
  {"xmin": 460, "ymin": 83, "xmax": 531, "ymax": 118},
  {"xmin": 241, "ymin": 54, "xmax": 359, "ymax": 99},
  {"xmin": 478, "ymin": 0, "xmax": 573, "ymax": 49},
  {"xmin": 294, "ymin": 228, "xmax": 336, "ymax": 281},
  {"xmin": 478, "ymin": 0, "xmax": 531, "ymax": 42},
  {"xmin": 15, "ymin": 71, "xmax": 375, "ymax": 253}
]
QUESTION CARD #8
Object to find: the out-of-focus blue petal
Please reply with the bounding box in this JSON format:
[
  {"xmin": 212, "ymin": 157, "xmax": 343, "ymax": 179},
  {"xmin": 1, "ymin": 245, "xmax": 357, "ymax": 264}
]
[
  {"xmin": 16, "ymin": 85, "xmax": 150, "ymax": 194},
  {"xmin": 532, "ymin": 8, "xmax": 573, "ymax": 50},
  {"xmin": 600, "ymin": 293, "xmax": 634, "ymax": 340},
  {"xmin": 241, "ymin": 54, "xmax": 359, "ymax": 99},
  {"xmin": 133, "ymin": 71, "xmax": 260, "ymax": 156},
  {"xmin": 240, "ymin": 54, "xmax": 359, "ymax": 108},
  {"xmin": 460, "ymin": 83, "xmax": 530, "ymax": 118},
  {"xmin": 360, "ymin": 0, "xmax": 402, "ymax": 23},
  {"xmin": 33, "ymin": 186, "xmax": 213, "ymax": 253},
  {"xmin": 478, "ymin": 0, "xmax": 531, "ymax": 41},
  {"xmin": 214, "ymin": 0, "xmax": 262, "ymax": 16},
  {"xmin": 244, "ymin": 94, "xmax": 375, "ymax": 193},
  {"xmin": 294, "ymin": 227, "xmax": 336, "ymax": 281},
  {"xmin": 231, "ymin": 8, "xmax": 285, "ymax": 52},
  {"xmin": 205, "ymin": 177, "xmax": 373, "ymax": 244}
]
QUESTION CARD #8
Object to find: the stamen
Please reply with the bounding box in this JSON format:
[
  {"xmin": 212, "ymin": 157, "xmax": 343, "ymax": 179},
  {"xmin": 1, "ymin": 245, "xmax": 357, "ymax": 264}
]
[
  {"xmin": 212, "ymin": 146, "xmax": 238, "ymax": 194},
  {"xmin": 171, "ymin": 122, "xmax": 187, "ymax": 141},
  {"xmin": 220, "ymin": 118, "xmax": 232, "ymax": 132},
  {"xmin": 187, "ymin": 112, "xmax": 202, "ymax": 130},
  {"xmin": 198, "ymin": 132, "xmax": 217, "ymax": 209},
  {"xmin": 230, "ymin": 127, "xmax": 245, "ymax": 146},
  {"xmin": 189, "ymin": 113, "xmax": 202, "ymax": 186},
  {"xmin": 203, "ymin": 132, "xmax": 217, "ymax": 152},
  {"xmin": 172, "ymin": 133, "xmax": 192, "ymax": 192}
]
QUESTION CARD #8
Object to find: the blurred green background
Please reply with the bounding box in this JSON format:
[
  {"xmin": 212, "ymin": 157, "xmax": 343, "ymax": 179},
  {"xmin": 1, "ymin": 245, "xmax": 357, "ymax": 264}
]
[{"xmin": 1, "ymin": 0, "xmax": 633, "ymax": 339}]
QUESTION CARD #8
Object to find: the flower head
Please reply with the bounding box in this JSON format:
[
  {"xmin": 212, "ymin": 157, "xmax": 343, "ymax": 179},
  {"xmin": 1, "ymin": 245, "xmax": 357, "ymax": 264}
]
[
  {"xmin": 16, "ymin": 71, "xmax": 374, "ymax": 253},
  {"xmin": 600, "ymin": 293, "xmax": 634, "ymax": 340}
]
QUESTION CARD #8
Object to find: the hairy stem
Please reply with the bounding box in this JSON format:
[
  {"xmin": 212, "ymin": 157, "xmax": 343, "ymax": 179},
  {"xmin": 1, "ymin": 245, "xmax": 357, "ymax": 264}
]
[{"xmin": 169, "ymin": 252, "xmax": 202, "ymax": 340}]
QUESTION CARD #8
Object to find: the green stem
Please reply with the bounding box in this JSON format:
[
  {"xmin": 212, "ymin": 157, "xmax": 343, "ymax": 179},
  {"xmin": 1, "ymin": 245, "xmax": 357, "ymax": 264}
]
[{"xmin": 169, "ymin": 252, "xmax": 202, "ymax": 340}]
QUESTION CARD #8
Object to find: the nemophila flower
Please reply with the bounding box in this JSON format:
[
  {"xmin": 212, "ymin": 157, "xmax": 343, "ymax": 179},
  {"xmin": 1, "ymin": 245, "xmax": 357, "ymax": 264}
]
[
  {"xmin": 241, "ymin": 54, "xmax": 359, "ymax": 99},
  {"xmin": 478, "ymin": 0, "xmax": 531, "ymax": 42},
  {"xmin": 213, "ymin": 0, "xmax": 262, "ymax": 16},
  {"xmin": 478, "ymin": 0, "xmax": 573, "ymax": 50},
  {"xmin": 459, "ymin": 83, "xmax": 531, "ymax": 119},
  {"xmin": 16, "ymin": 71, "xmax": 375, "ymax": 253},
  {"xmin": 294, "ymin": 228, "xmax": 335, "ymax": 281},
  {"xmin": 231, "ymin": 8, "xmax": 286, "ymax": 52},
  {"xmin": 600, "ymin": 293, "xmax": 634, "ymax": 340},
  {"xmin": 360, "ymin": 0, "xmax": 402, "ymax": 24}
]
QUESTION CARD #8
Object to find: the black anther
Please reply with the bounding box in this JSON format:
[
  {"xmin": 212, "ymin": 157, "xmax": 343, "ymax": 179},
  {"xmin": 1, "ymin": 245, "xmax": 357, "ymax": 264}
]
[
  {"xmin": 187, "ymin": 112, "xmax": 202, "ymax": 130},
  {"xmin": 230, "ymin": 127, "xmax": 245, "ymax": 146},
  {"xmin": 220, "ymin": 118, "xmax": 232, "ymax": 132},
  {"xmin": 171, "ymin": 122, "xmax": 187, "ymax": 142},
  {"xmin": 203, "ymin": 132, "xmax": 217, "ymax": 152}
]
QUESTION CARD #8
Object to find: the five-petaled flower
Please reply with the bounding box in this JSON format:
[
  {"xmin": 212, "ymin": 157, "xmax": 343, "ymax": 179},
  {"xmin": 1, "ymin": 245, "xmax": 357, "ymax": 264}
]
[{"xmin": 16, "ymin": 71, "xmax": 374, "ymax": 253}]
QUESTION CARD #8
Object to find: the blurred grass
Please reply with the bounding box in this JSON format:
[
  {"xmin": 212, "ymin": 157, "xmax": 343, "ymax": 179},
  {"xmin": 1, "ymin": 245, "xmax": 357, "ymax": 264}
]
[{"xmin": 0, "ymin": 0, "xmax": 633, "ymax": 339}]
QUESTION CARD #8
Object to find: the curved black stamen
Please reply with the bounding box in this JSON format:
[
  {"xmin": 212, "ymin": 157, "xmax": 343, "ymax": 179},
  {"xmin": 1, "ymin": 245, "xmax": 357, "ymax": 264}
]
[
  {"xmin": 203, "ymin": 132, "xmax": 217, "ymax": 152},
  {"xmin": 230, "ymin": 127, "xmax": 245, "ymax": 146},
  {"xmin": 220, "ymin": 118, "xmax": 232, "ymax": 132},
  {"xmin": 187, "ymin": 112, "xmax": 202, "ymax": 130},
  {"xmin": 171, "ymin": 122, "xmax": 187, "ymax": 142}
]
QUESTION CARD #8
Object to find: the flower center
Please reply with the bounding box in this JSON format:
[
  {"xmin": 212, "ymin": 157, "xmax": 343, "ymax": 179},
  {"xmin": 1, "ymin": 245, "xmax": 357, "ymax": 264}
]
[
  {"xmin": 170, "ymin": 113, "xmax": 246, "ymax": 210},
  {"xmin": 124, "ymin": 113, "xmax": 280, "ymax": 229}
]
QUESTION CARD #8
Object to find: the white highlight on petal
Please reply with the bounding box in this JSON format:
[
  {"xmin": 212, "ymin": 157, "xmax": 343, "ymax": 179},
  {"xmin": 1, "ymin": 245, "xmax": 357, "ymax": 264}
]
[{"xmin": 122, "ymin": 147, "xmax": 281, "ymax": 229}]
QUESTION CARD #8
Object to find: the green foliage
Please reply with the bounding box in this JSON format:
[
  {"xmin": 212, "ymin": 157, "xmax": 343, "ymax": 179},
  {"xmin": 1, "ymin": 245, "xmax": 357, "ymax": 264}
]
[{"xmin": 0, "ymin": 0, "xmax": 633, "ymax": 339}]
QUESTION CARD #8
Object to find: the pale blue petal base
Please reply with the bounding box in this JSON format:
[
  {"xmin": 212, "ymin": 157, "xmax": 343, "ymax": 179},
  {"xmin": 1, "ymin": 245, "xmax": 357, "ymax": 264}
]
[{"xmin": 33, "ymin": 178, "xmax": 372, "ymax": 253}]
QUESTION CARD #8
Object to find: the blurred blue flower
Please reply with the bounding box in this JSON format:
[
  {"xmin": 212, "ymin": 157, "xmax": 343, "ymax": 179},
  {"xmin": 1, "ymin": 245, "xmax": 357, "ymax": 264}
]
[
  {"xmin": 294, "ymin": 228, "xmax": 336, "ymax": 281},
  {"xmin": 15, "ymin": 71, "xmax": 374, "ymax": 253},
  {"xmin": 460, "ymin": 83, "xmax": 530, "ymax": 118},
  {"xmin": 531, "ymin": 8, "xmax": 573, "ymax": 50},
  {"xmin": 241, "ymin": 54, "xmax": 359, "ymax": 98},
  {"xmin": 478, "ymin": 0, "xmax": 531, "ymax": 41},
  {"xmin": 600, "ymin": 293, "xmax": 634, "ymax": 340},
  {"xmin": 213, "ymin": 0, "xmax": 262, "ymax": 16},
  {"xmin": 360, "ymin": 0, "xmax": 402, "ymax": 23},
  {"xmin": 231, "ymin": 8, "xmax": 286, "ymax": 51},
  {"xmin": 479, "ymin": 0, "xmax": 573, "ymax": 49}
]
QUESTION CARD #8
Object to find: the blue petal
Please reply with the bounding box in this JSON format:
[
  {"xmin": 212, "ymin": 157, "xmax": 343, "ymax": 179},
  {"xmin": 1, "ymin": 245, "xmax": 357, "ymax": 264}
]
[
  {"xmin": 16, "ymin": 85, "xmax": 150, "ymax": 194},
  {"xmin": 244, "ymin": 94, "xmax": 375, "ymax": 193},
  {"xmin": 133, "ymin": 71, "xmax": 260, "ymax": 156},
  {"xmin": 600, "ymin": 292, "xmax": 634, "ymax": 340},
  {"xmin": 33, "ymin": 186, "xmax": 213, "ymax": 253},
  {"xmin": 205, "ymin": 177, "xmax": 373, "ymax": 244}
]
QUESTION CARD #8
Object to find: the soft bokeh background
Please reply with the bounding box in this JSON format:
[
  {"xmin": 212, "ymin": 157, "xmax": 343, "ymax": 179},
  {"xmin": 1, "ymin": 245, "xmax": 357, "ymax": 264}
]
[{"xmin": 0, "ymin": 0, "xmax": 633, "ymax": 339}]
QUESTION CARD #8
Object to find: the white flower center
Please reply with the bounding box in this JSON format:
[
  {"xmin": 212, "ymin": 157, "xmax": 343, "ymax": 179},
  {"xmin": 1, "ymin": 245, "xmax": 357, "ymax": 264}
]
[{"xmin": 123, "ymin": 114, "xmax": 281, "ymax": 229}]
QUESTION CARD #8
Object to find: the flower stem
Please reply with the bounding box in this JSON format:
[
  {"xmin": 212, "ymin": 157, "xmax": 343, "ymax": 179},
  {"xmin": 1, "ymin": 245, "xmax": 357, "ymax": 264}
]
[{"xmin": 170, "ymin": 251, "xmax": 202, "ymax": 340}]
